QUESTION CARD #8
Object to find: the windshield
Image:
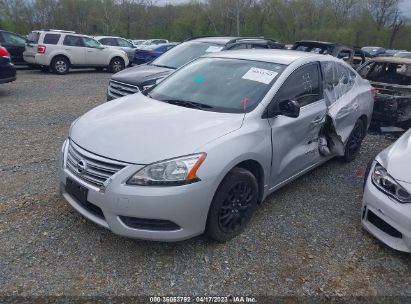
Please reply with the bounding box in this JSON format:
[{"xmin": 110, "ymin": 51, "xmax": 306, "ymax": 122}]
[
  {"xmin": 149, "ymin": 57, "xmax": 286, "ymax": 113},
  {"xmin": 151, "ymin": 41, "xmax": 224, "ymax": 70}
]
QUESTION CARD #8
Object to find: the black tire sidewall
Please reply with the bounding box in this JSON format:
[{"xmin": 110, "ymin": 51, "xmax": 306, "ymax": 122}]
[
  {"xmin": 206, "ymin": 167, "xmax": 258, "ymax": 242},
  {"xmin": 342, "ymin": 120, "xmax": 365, "ymax": 162}
]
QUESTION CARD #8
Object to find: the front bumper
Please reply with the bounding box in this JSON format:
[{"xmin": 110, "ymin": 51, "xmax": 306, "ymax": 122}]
[
  {"xmin": 58, "ymin": 140, "xmax": 215, "ymax": 241},
  {"xmin": 362, "ymin": 161, "xmax": 411, "ymax": 252}
]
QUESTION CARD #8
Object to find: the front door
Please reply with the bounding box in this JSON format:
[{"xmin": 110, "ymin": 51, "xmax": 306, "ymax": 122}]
[
  {"xmin": 268, "ymin": 62, "xmax": 327, "ymax": 188},
  {"xmin": 83, "ymin": 37, "xmax": 108, "ymax": 66}
]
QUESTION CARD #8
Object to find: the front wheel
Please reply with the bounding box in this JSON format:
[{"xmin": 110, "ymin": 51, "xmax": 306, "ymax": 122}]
[
  {"xmin": 341, "ymin": 119, "xmax": 366, "ymax": 163},
  {"xmin": 109, "ymin": 57, "xmax": 125, "ymax": 73},
  {"xmin": 206, "ymin": 167, "xmax": 259, "ymax": 242}
]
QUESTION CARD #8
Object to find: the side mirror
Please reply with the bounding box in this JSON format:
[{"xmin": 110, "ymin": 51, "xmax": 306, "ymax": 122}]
[{"xmin": 264, "ymin": 99, "xmax": 300, "ymax": 118}]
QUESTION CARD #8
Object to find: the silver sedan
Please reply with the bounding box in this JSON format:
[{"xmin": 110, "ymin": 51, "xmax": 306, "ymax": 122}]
[
  {"xmin": 362, "ymin": 129, "xmax": 411, "ymax": 252},
  {"xmin": 59, "ymin": 50, "xmax": 374, "ymax": 241}
]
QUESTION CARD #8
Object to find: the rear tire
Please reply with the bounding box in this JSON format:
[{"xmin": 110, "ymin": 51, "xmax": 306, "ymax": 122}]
[
  {"xmin": 341, "ymin": 119, "xmax": 366, "ymax": 163},
  {"xmin": 206, "ymin": 167, "xmax": 258, "ymax": 242},
  {"xmin": 109, "ymin": 57, "xmax": 125, "ymax": 73},
  {"xmin": 51, "ymin": 57, "xmax": 69, "ymax": 75}
]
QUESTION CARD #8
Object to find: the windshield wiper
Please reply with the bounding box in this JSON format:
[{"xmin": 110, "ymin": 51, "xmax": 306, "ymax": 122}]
[
  {"xmin": 151, "ymin": 63, "xmax": 176, "ymax": 70},
  {"xmin": 160, "ymin": 99, "xmax": 214, "ymax": 110}
]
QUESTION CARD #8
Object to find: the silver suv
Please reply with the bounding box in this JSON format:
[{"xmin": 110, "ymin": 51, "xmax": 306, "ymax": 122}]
[{"xmin": 23, "ymin": 29, "xmax": 129, "ymax": 74}]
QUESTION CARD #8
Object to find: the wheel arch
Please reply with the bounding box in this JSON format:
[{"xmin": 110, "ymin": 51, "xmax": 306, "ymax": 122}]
[{"xmin": 50, "ymin": 54, "xmax": 71, "ymax": 67}]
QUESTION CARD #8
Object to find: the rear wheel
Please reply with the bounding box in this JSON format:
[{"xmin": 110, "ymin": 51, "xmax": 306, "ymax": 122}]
[
  {"xmin": 51, "ymin": 57, "xmax": 69, "ymax": 75},
  {"xmin": 206, "ymin": 167, "xmax": 258, "ymax": 242},
  {"xmin": 341, "ymin": 119, "xmax": 366, "ymax": 162},
  {"xmin": 109, "ymin": 57, "xmax": 125, "ymax": 73}
]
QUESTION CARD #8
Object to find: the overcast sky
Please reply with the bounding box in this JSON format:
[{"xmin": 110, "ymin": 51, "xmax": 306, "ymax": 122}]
[{"xmin": 155, "ymin": 0, "xmax": 411, "ymax": 18}]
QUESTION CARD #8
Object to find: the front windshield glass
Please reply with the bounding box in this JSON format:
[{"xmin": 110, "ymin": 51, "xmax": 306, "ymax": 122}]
[
  {"xmin": 151, "ymin": 41, "xmax": 224, "ymax": 69},
  {"xmin": 149, "ymin": 57, "xmax": 286, "ymax": 113}
]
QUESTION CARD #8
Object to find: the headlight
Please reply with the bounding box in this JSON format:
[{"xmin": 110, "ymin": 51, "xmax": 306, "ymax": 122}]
[
  {"xmin": 127, "ymin": 153, "xmax": 206, "ymax": 186},
  {"xmin": 371, "ymin": 163, "xmax": 411, "ymax": 203}
]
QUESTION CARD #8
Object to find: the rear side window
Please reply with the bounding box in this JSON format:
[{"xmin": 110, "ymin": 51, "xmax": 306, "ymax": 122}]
[
  {"xmin": 27, "ymin": 32, "xmax": 40, "ymax": 44},
  {"xmin": 43, "ymin": 34, "xmax": 61, "ymax": 45},
  {"xmin": 276, "ymin": 63, "xmax": 322, "ymax": 107},
  {"xmin": 117, "ymin": 39, "xmax": 133, "ymax": 48},
  {"xmin": 63, "ymin": 35, "xmax": 83, "ymax": 47},
  {"xmin": 99, "ymin": 38, "xmax": 117, "ymax": 46},
  {"xmin": 322, "ymin": 61, "xmax": 356, "ymax": 102}
]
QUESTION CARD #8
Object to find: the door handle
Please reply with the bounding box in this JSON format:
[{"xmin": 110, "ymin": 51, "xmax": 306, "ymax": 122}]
[
  {"xmin": 353, "ymin": 103, "xmax": 359, "ymax": 110},
  {"xmin": 311, "ymin": 116, "xmax": 323, "ymax": 124}
]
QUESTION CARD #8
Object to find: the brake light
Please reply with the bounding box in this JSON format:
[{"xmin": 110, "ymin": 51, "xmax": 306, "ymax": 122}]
[
  {"xmin": 0, "ymin": 47, "xmax": 10, "ymax": 58},
  {"xmin": 37, "ymin": 45, "xmax": 46, "ymax": 54},
  {"xmin": 370, "ymin": 86, "xmax": 378, "ymax": 100}
]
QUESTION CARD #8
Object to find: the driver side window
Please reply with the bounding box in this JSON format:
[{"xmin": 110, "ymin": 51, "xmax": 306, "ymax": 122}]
[
  {"xmin": 275, "ymin": 63, "xmax": 322, "ymax": 107},
  {"xmin": 83, "ymin": 37, "xmax": 100, "ymax": 48}
]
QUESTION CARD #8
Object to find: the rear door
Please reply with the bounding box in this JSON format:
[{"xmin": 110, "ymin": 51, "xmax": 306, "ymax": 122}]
[
  {"xmin": 62, "ymin": 35, "xmax": 86, "ymax": 65},
  {"xmin": 268, "ymin": 62, "xmax": 327, "ymax": 187},
  {"xmin": 0, "ymin": 31, "xmax": 26, "ymax": 64}
]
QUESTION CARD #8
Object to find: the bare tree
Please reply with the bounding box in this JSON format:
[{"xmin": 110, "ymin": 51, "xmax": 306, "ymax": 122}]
[{"xmin": 368, "ymin": 0, "xmax": 400, "ymax": 30}]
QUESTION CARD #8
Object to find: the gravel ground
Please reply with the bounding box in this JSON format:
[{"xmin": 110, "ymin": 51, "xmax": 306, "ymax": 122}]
[{"xmin": 0, "ymin": 68, "xmax": 410, "ymax": 298}]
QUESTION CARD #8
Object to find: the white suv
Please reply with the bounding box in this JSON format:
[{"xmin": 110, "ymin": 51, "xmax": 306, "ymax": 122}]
[{"xmin": 23, "ymin": 30, "xmax": 129, "ymax": 74}]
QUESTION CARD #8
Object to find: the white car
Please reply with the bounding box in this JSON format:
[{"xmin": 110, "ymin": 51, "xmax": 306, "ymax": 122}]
[
  {"xmin": 362, "ymin": 129, "xmax": 411, "ymax": 252},
  {"xmin": 23, "ymin": 29, "xmax": 129, "ymax": 74}
]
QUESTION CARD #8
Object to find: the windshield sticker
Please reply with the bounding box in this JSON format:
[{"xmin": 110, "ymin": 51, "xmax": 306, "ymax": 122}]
[
  {"xmin": 205, "ymin": 46, "xmax": 224, "ymax": 53},
  {"xmin": 242, "ymin": 67, "xmax": 278, "ymax": 84},
  {"xmin": 193, "ymin": 76, "xmax": 205, "ymax": 83}
]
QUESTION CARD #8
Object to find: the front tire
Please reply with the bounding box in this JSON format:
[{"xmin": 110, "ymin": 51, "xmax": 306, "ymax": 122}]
[
  {"xmin": 341, "ymin": 119, "xmax": 366, "ymax": 162},
  {"xmin": 206, "ymin": 167, "xmax": 259, "ymax": 242},
  {"xmin": 109, "ymin": 57, "xmax": 125, "ymax": 73},
  {"xmin": 51, "ymin": 57, "xmax": 69, "ymax": 75}
]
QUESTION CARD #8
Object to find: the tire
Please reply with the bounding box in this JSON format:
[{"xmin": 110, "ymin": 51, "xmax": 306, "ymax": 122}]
[
  {"xmin": 206, "ymin": 167, "xmax": 259, "ymax": 242},
  {"xmin": 109, "ymin": 57, "xmax": 125, "ymax": 73},
  {"xmin": 51, "ymin": 56, "xmax": 69, "ymax": 75},
  {"xmin": 341, "ymin": 119, "xmax": 366, "ymax": 163},
  {"xmin": 40, "ymin": 65, "xmax": 49, "ymax": 72}
]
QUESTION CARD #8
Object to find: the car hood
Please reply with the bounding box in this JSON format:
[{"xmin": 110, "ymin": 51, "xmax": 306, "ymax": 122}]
[
  {"xmin": 111, "ymin": 64, "xmax": 173, "ymax": 86},
  {"xmin": 70, "ymin": 94, "xmax": 244, "ymax": 164},
  {"xmin": 377, "ymin": 128, "xmax": 411, "ymax": 183}
]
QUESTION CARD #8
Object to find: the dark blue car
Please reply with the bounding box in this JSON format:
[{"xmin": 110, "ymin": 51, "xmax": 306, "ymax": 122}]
[
  {"xmin": 0, "ymin": 46, "xmax": 16, "ymax": 84},
  {"xmin": 134, "ymin": 43, "xmax": 177, "ymax": 64}
]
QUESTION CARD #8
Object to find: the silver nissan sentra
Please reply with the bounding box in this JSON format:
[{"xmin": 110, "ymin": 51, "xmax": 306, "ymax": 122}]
[{"xmin": 59, "ymin": 50, "xmax": 374, "ymax": 241}]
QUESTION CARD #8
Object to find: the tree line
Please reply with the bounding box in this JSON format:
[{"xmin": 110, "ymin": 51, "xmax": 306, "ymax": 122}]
[{"xmin": 0, "ymin": 0, "xmax": 410, "ymax": 49}]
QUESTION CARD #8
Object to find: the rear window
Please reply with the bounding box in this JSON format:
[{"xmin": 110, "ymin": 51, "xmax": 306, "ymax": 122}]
[
  {"xmin": 43, "ymin": 33, "xmax": 61, "ymax": 45},
  {"xmin": 27, "ymin": 32, "xmax": 40, "ymax": 44}
]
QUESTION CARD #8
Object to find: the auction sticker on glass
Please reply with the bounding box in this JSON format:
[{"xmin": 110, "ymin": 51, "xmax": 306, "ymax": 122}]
[{"xmin": 242, "ymin": 67, "xmax": 278, "ymax": 84}]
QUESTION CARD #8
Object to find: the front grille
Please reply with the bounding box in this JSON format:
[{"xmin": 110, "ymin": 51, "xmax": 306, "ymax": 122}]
[
  {"xmin": 108, "ymin": 80, "xmax": 139, "ymax": 98},
  {"xmin": 367, "ymin": 210, "xmax": 402, "ymax": 239},
  {"xmin": 66, "ymin": 141, "xmax": 126, "ymax": 188},
  {"xmin": 119, "ymin": 216, "xmax": 181, "ymax": 231}
]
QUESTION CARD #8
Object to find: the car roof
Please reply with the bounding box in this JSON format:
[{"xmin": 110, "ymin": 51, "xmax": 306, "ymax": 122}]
[
  {"xmin": 188, "ymin": 37, "xmax": 239, "ymax": 44},
  {"xmin": 203, "ymin": 49, "xmax": 322, "ymax": 65},
  {"xmin": 369, "ymin": 57, "xmax": 411, "ymax": 65},
  {"xmin": 295, "ymin": 40, "xmax": 336, "ymax": 46},
  {"xmin": 95, "ymin": 36, "xmax": 124, "ymax": 39}
]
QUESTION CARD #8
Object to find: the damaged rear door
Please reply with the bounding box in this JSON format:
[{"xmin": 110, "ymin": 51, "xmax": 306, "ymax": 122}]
[{"xmin": 267, "ymin": 62, "xmax": 327, "ymax": 186}]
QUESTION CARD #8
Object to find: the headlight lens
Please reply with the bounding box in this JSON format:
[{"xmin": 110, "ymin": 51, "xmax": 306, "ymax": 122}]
[
  {"xmin": 371, "ymin": 163, "xmax": 411, "ymax": 203},
  {"xmin": 127, "ymin": 153, "xmax": 206, "ymax": 186}
]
